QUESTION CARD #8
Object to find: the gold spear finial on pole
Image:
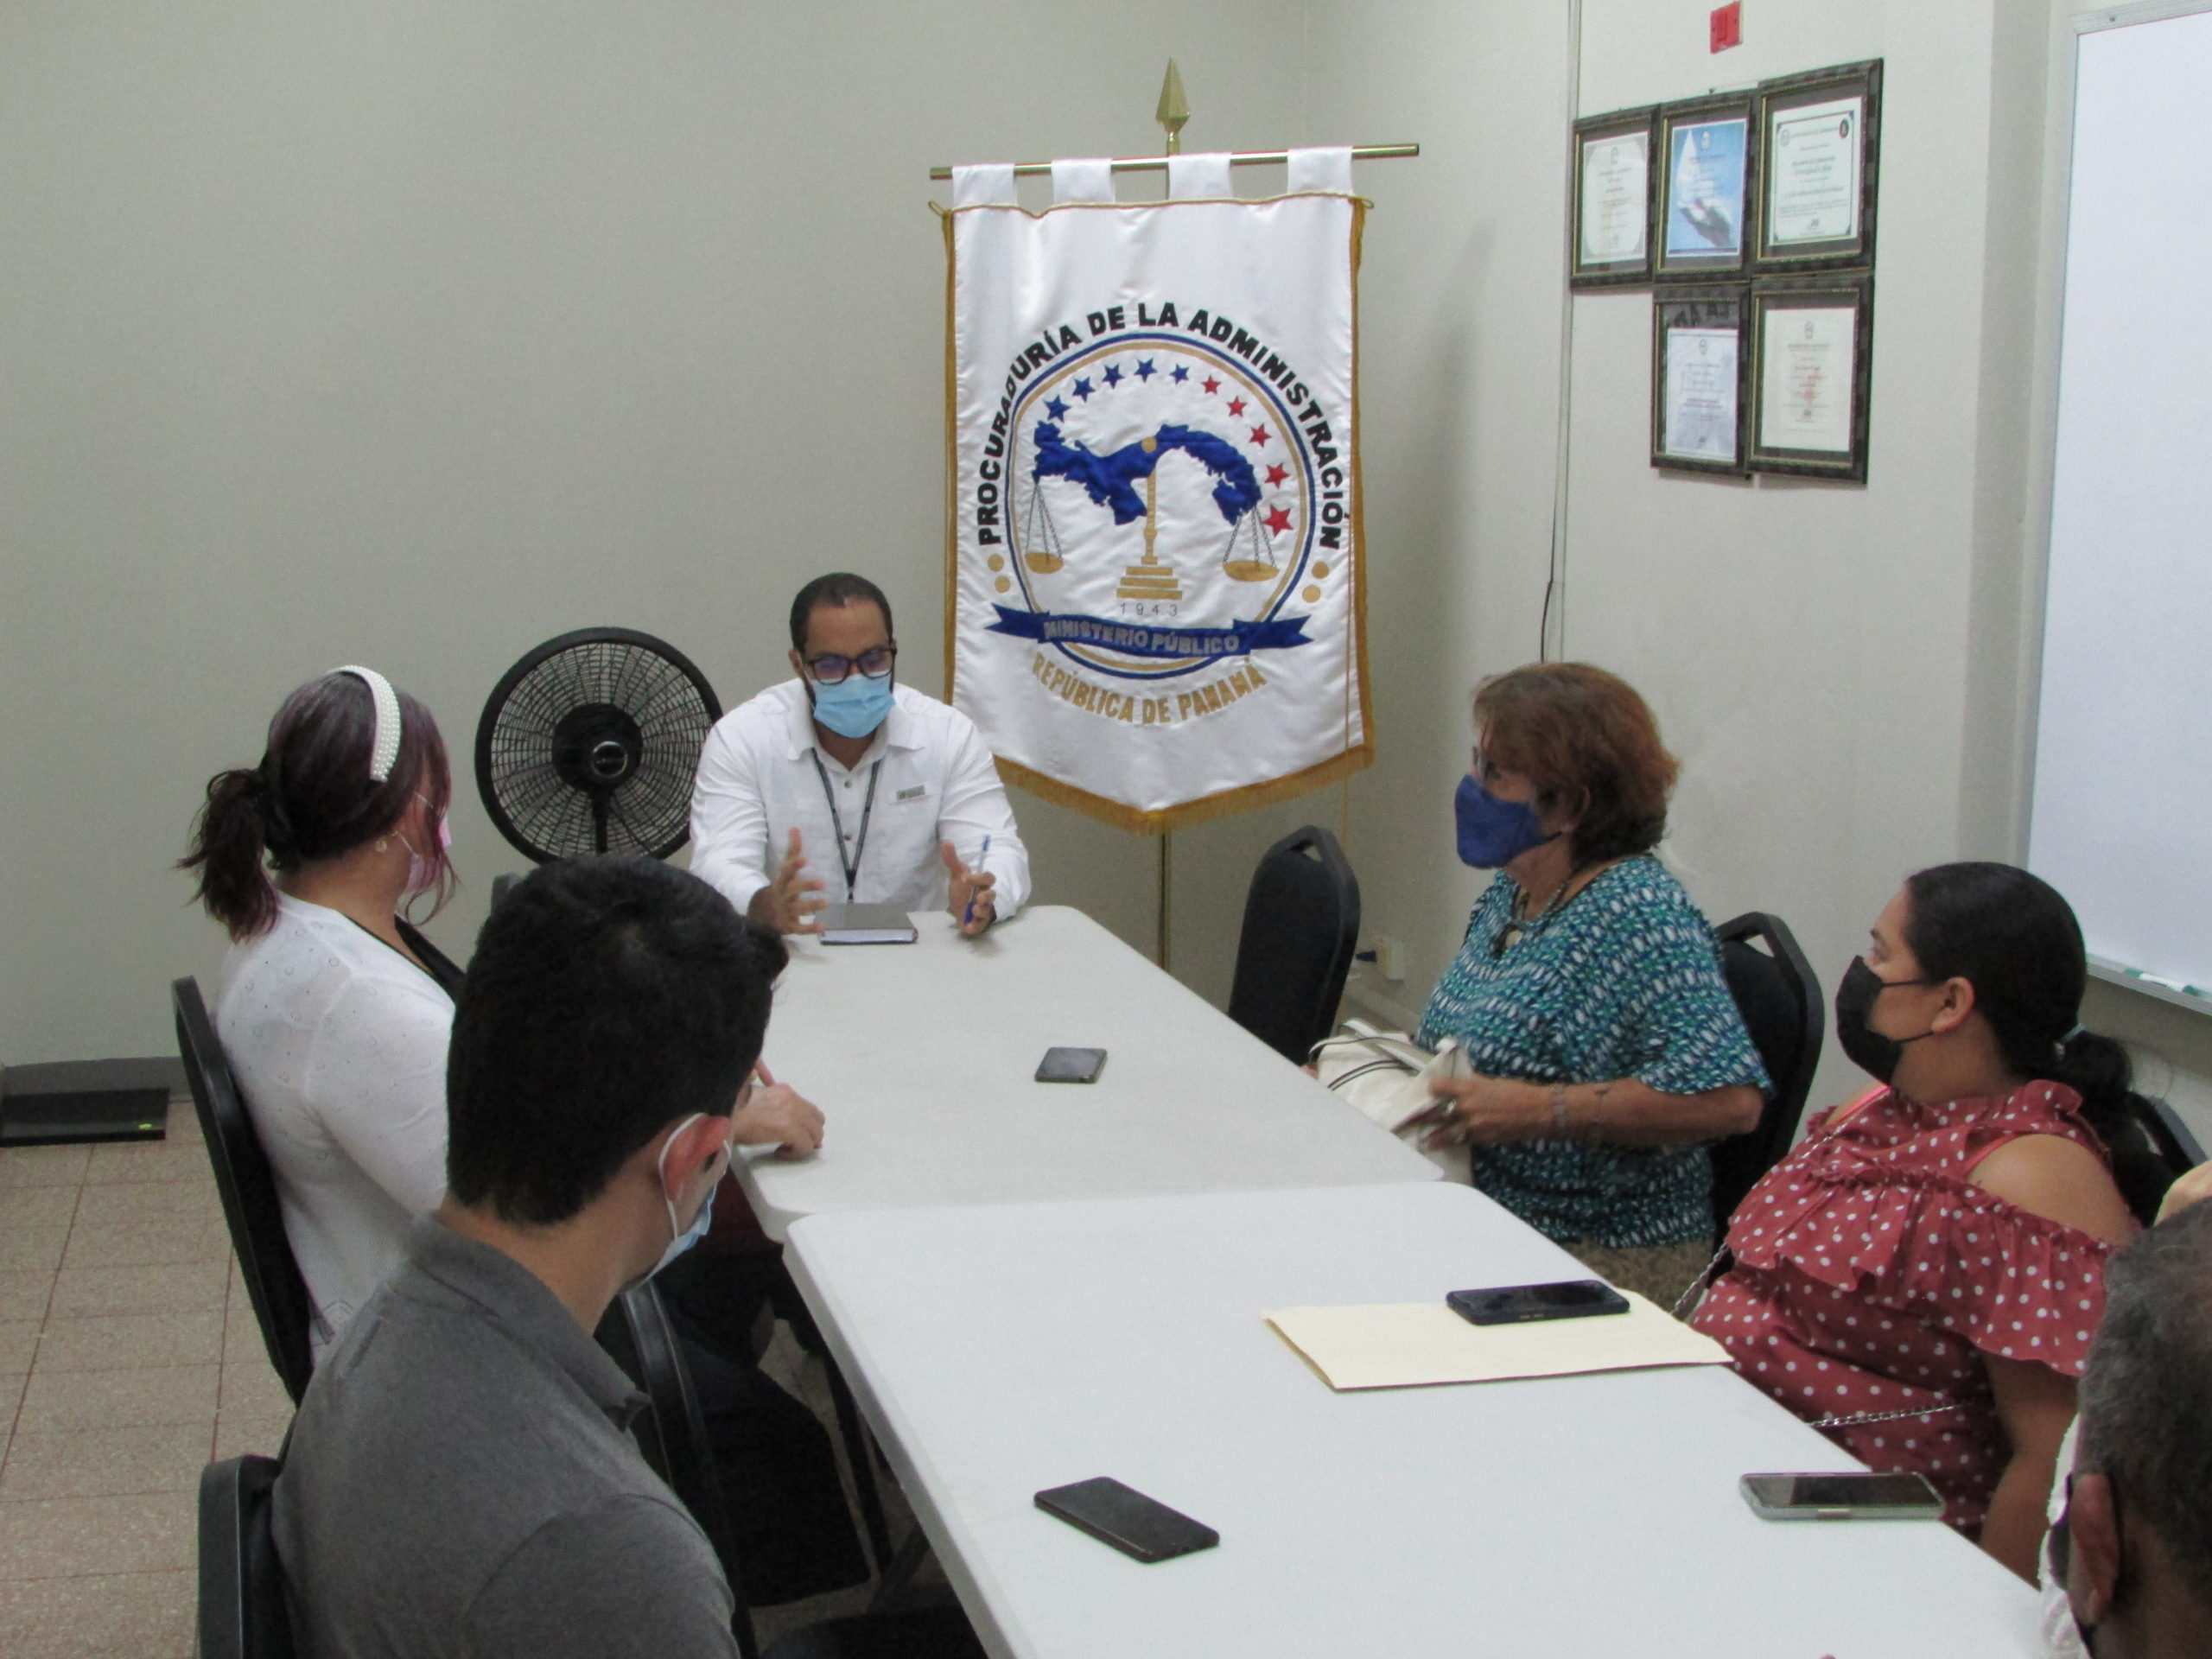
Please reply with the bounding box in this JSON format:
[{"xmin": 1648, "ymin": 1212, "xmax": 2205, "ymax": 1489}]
[{"xmin": 1156, "ymin": 59, "xmax": 1190, "ymax": 155}]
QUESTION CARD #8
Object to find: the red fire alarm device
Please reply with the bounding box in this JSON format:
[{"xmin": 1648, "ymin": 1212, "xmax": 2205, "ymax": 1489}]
[{"xmin": 1711, "ymin": 3, "xmax": 1743, "ymax": 52}]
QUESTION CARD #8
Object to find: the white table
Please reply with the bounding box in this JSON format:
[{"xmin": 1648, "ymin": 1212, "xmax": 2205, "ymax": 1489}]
[
  {"xmin": 787, "ymin": 1182, "xmax": 2040, "ymax": 1659},
  {"xmin": 738, "ymin": 906, "xmax": 1437, "ymax": 1238}
]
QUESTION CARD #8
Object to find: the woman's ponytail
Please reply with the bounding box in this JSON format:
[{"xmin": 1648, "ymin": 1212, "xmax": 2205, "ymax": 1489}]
[
  {"xmin": 2051, "ymin": 1027, "xmax": 2136, "ymax": 1138},
  {"xmin": 180, "ymin": 766, "xmax": 281, "ymax": 940}
]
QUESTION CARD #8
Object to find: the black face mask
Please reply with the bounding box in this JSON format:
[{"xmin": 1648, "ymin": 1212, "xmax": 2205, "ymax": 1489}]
[{"xmin": 1834, "ymin": 957, "xmax": 1939, "ymax": 1084}]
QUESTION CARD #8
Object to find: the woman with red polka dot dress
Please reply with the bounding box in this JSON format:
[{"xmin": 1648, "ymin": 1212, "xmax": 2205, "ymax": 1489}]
[{"xmin": 1691, "ymin": 863, "xmax": 2139, "ymax": 1583}]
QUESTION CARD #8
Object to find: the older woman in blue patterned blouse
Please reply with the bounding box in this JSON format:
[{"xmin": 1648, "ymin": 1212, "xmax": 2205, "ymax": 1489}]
[{"xmin": 1415, "ymin": 663, "xmax": 1769, "ymax": 1306}]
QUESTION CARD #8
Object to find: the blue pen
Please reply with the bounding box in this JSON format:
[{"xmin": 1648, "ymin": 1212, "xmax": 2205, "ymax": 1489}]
[{"xmin": 963, "ymin": 834, "xmax": 993, "ymax": 930}]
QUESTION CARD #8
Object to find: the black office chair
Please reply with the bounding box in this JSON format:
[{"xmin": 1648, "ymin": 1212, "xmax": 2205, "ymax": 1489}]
[
  {"xmin": 597, "ymin": 1281, "xmax": 984, "ymax": 1659},
  {"xmin": 2103, "ymin": 1091, "xmax": 2208, "ymax": 1227},
  {"xmin": 1708, "ymin": 913, "xmax": 1825, "ymax": 1230},
  {"xmin": 1227, "ymin": 825, "xmax": 1361, "ymax": 1065},
  {"xmin": 174, "ymin": 977, "xmax": 315, "ymax": 1405},
  {"xmin": 198, "ymin": 1454, "xmax": 296, "ymax": 1659}
]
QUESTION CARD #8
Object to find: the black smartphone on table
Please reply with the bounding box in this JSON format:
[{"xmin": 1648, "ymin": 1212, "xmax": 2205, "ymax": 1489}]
[
  {"xmin": 1446, "ymin": 1279, "xmax": 1631, "ymax": 1325},
  {"xmin": 1739, "ymin": 1471, "xmax": 1945, "ymax": 1521},
  {"xmin": 1035, "ymin": 1046, "xmax": 1108, "ymax": 1084},
  {"xmin": 1034, "ymin": 1477, "xmax": 1219, "ymax": 1562}
]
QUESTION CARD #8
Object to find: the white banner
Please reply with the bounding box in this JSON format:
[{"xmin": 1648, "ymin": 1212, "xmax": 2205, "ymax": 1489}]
[{"xmin": 944, "ymin": 190, "xmax": 1370, "ymax": 831}]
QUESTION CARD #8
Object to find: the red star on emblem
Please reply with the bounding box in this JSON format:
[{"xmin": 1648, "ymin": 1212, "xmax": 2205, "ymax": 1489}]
[
  {"xmin": 1249, "ymin": 424, "xmax": 1270, "ymax": 447},
  {"xmin": 1264, "ymin": 464, "xmax": 1288, "ymax": 486},
  {"xmin": 1226, "ymin": 397, "xmax": 1247, "ymax": 416},
  {"xmin": 1201, "ymin": 376, "xmax": 1220, "ymax": 394},
  {"xmin": 1264, "ymin": 505, "xmax": 1294, "ymax": 536}
]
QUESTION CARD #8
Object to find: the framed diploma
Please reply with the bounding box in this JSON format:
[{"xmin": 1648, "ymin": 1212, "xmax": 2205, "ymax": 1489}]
[
  {"xmin": 1570, "ymin": 107, "xmax": 1657, "ymax": 287},
  {"xmin": 1650, "ymin": 287, "xmax": 1749, "ymax": 474},
  {"xmin": 1656, "ymin": 96, "xmax": 1757, "ymax": 281},
  {"xmin": 1754, "ymin": 60, "xmax": 1880, "ymax": 272},
  {"xmin": 1749, "ymin": 273, "xmax": 1873, "ymax": 481}
]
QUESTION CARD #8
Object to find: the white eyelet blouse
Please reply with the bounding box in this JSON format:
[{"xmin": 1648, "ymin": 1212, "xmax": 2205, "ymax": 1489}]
[{"xmin": 215, "ymin": 895, "xmax": 453, "ymax": 1357}]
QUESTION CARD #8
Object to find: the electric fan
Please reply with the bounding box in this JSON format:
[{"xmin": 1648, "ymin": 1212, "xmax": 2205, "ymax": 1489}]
[{"xmin": 476, "ymin": 627, "xmax": 721, "ymax": 861}]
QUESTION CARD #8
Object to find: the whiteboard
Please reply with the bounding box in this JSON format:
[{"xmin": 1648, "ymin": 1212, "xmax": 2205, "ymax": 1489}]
[{"xmin": 2029, "ymin": 3, "xmax": 2212, "ymax": 1003}]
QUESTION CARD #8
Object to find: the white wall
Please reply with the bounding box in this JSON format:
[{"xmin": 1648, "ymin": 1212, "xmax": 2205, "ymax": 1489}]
[
  {"xmin": 0, "ymin": 0, "xmax": 1315, "ymax": 1063},
  {"xmin": 8, "ymin": 0, "xmax": 2209, "ymax": 1150},
  {"xmin": 1310, "ymin": 0, "xmax": 2211, "ymax": 1146}
]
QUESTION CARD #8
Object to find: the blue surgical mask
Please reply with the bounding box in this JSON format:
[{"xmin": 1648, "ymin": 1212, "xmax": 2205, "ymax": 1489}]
[
  {"xmin": 1454, "ymin": 773, "xmax": 1556, "ymax": 868},
  {"xmin": 650, "ymin": 1113, "xmax": 725, "ymax": 1278},
  {"xmin": 810, "ymin": 673, "xmax": 895, "ymax": 740}
]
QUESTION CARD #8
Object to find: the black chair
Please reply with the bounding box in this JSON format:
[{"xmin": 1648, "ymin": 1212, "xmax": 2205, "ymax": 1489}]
[
  {"xmin": 597, "ymin": 1281, "xmax": 983, "ymax": 1659},
  {"xmin": 2104, "ymin": 1091, "xmax": 2209, "ymax": 1227},
  {"xmin": 174, "ymin": 977, "xmax": 315, "ymax": 1405},
  {"xmin": 1227, "ymin": 825, "xmax": 1361, "ymax": 1065},
  {"xmin": 1708, "ymin": 912, "xmax": 1825, "ymax": 1230},
  {"xmin": 198, "ymin": 1454, "xmax": 296, "ymax": 1659}
]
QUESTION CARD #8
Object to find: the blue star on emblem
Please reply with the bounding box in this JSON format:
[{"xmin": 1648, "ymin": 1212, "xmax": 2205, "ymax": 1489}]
[
  {"xmin": 1135, "ymin": 359, "xmax": 1156, "ymax": 381},
  {"xmin": 1071, "ymin": 378, "xmax": 1094, "ymax": 401},
  {"xmin": 1169, "ymin": 365, "xmax": 1189, "ymax": 383},
  {"xmin": 1102, "ymin": 363, "xmax": 1124, "ymax": 388},
  {"xmin": 1046, "ymin": 396, "xmax": 1069, "ymax": 420}
]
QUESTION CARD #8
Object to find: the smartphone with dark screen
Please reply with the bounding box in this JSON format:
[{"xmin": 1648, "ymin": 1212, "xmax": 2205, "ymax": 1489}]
[
  {"xmin": 1446, "ymin": 1279, "xmax": 1631, "ymax": 1325},
  {"xmin": 1035, "ymin": 1046, "xmax": 1108, "ymax": 1084},
  {"xmin": 1034, "ymin": 1477, "xmax": 1219, "ymax": 1562},
  {"xmin": 1739, "ymin": 1471, "xmax": 1945, "ymax": 1520}
]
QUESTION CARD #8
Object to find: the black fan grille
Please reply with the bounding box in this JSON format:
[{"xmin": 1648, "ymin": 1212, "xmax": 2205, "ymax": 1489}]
[{"xmin": 478, "ymin": 632, "xmax": 720, "ymax": 862}]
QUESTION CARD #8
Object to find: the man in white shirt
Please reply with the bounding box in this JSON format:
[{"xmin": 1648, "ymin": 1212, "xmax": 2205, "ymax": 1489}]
[{"xmin": 690, "ymin": 573, "xmax": 1030, "ymax": 936}]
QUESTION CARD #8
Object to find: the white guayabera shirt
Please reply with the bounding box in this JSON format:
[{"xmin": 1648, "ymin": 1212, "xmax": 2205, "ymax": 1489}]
[{"xmin": 688, "ymin": 680, "xmax": 1030, "ymax": 919}]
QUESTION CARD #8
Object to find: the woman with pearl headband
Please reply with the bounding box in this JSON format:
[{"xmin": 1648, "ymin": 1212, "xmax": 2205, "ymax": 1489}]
[{"xmin": 181, "ymin": 665, "xmax": 459, "ymax": 1353}]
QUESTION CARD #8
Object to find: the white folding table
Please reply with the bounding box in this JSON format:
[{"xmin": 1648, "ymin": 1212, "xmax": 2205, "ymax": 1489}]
[
  {"xmin": 786, "ymin": 1181, "xmax": 2041, "ymax": 1659},
  {"xmin": 737, "ymin": 906, "xmax": 1437, "ymax": 1237}
]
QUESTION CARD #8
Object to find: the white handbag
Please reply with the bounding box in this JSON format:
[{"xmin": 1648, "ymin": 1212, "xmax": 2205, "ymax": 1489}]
[{"xmin": 1310, "ymin": 1019, "xmax": 1471, "ymax": 1181}]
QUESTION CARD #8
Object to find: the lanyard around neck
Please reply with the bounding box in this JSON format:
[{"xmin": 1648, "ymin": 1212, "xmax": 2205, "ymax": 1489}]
[{"xmin": 810, "ymin": 752, "xmax": 883, "ymax": 900}]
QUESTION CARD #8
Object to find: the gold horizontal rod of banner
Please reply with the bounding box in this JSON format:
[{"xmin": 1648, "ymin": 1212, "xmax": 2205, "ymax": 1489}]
[{"xmin": 927, "ymin": 144, "xmax": 1418, "ymax": 181}]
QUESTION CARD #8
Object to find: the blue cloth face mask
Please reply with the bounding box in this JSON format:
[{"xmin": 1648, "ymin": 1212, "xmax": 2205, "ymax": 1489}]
[
  {"xmin": 1453, "ymin": 773, "xmax": 1556, "ymax": 868},
  {"xmin": 810, "ymin": 672, "xmax": 895, "ymax": 740},
  {"xmin": 650, "ymin": 1113, "xmax": 726, "ymax": 1278}
]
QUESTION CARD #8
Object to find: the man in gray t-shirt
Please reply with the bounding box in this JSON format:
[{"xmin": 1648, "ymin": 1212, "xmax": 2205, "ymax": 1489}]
[{"xmin": 274, "ymin": 857, "xmax": 817, "ymax": 1657}]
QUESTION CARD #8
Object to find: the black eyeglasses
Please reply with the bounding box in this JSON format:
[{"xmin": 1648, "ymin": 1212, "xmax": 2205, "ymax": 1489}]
[{"xmin": 804, "ymin": 645, "xmax": 897, "ymax": 685}]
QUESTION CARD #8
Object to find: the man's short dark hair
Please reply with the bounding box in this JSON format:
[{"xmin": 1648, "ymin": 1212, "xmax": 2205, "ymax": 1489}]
[
  {"xmin": 789, "ymin": 573, "xmax": 894, "ymax": 653},
  {"xmin": 2076, "ymin": 1198, "xmax": 2212, "ymax": 1611},
  {"xmin": 446, "ymin": 857, "xmax": 788, "ymax": 1225}
]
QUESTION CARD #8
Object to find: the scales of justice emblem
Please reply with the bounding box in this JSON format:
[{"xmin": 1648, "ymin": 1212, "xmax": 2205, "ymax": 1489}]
[{"xmin": 988, "ymin": 331, "xmax": 1323, "ymax": 683}]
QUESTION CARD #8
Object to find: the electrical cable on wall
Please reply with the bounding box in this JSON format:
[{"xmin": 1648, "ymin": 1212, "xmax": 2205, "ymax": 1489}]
[{"xmin": 1542, "ymin": 0, "xmax": 1586, "ymax": 662}]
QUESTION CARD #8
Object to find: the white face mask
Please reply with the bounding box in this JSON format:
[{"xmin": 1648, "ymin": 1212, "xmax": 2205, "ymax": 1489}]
[
  {"xmin": 647, "ymin": 1112, "xmax": 728, "ymax": 1278},
  {"xmin": 2040, "ymin": 1528, "xmax": 2089, "ymax": 1659}
]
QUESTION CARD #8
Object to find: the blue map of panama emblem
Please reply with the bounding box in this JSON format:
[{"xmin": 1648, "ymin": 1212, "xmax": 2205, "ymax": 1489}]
[{"xmin": 979, "ymin": 321, "xmax": 1342, "ymax": 683}]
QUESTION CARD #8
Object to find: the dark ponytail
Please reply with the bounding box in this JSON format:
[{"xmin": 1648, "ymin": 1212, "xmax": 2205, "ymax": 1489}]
[
  {"xmin": 181, "ymin": 766, "xmax": 284, "ymax": 940},
  {"xmin": 181, "ymin": 672, "xmax": 452, "ymax": 942},
  {"xmin": 1901, "ymin": 862, "xmax": 2133, "ymax": 1146}
]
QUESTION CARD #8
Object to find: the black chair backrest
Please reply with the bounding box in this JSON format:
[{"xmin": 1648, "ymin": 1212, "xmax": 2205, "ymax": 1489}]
[
  {"xmin": 2101, "ymin": 1091, "xmax": 2209, "ymax": 1227},
  {"xmin": 595, "ymin": 1281, "xmax": 759, "ymax": 1659},
  {"xmin": 173, "ymin": 977, "xmax": 315, "ymax": 1405},
  {"xmin": 1227, "ymin": 825, "xmax": 1362, "ymax": 1065},
  {"xmin": 1708, "ymin": 912, "xmax": 1826, "ymax": 1230},
  {"xmin": 198, "ymin": 1454, "xmax": 297, "ymax": 1659}
]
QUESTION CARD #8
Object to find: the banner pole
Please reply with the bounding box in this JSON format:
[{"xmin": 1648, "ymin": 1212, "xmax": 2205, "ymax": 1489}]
[
  {"xmin": 1157, "ymin": 830, "xmax": 1173, "ymax": 971},
  {"xmin": 928, "ymin": 143, "xmax": 1417, "ymax": 180}
]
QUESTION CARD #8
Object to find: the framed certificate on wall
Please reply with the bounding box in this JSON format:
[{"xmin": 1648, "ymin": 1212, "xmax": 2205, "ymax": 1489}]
[
  {"xmin": 1656, "ymin": 96, "xmax": 1757, "ymax": 281},
  {"xmin": 1754, "ymin": 60, "xmax": 1881, "ymax": 273},
  {"xmin": 1749, "ymin": 273, "xmax": 1873, "ymax": 481},
  {"xmin": 1651, "ymin": 287, "xmax": 1749, "ymax": 474},
  {"xmin": 1569, "ymin": 107, "xmax": 1657, "ymax": 287}
]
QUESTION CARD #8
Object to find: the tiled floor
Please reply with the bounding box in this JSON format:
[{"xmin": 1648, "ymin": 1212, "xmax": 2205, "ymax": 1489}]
[{"xmin": 0, "ymin": 1099, "xmax": 289, "ymax": 1658}]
